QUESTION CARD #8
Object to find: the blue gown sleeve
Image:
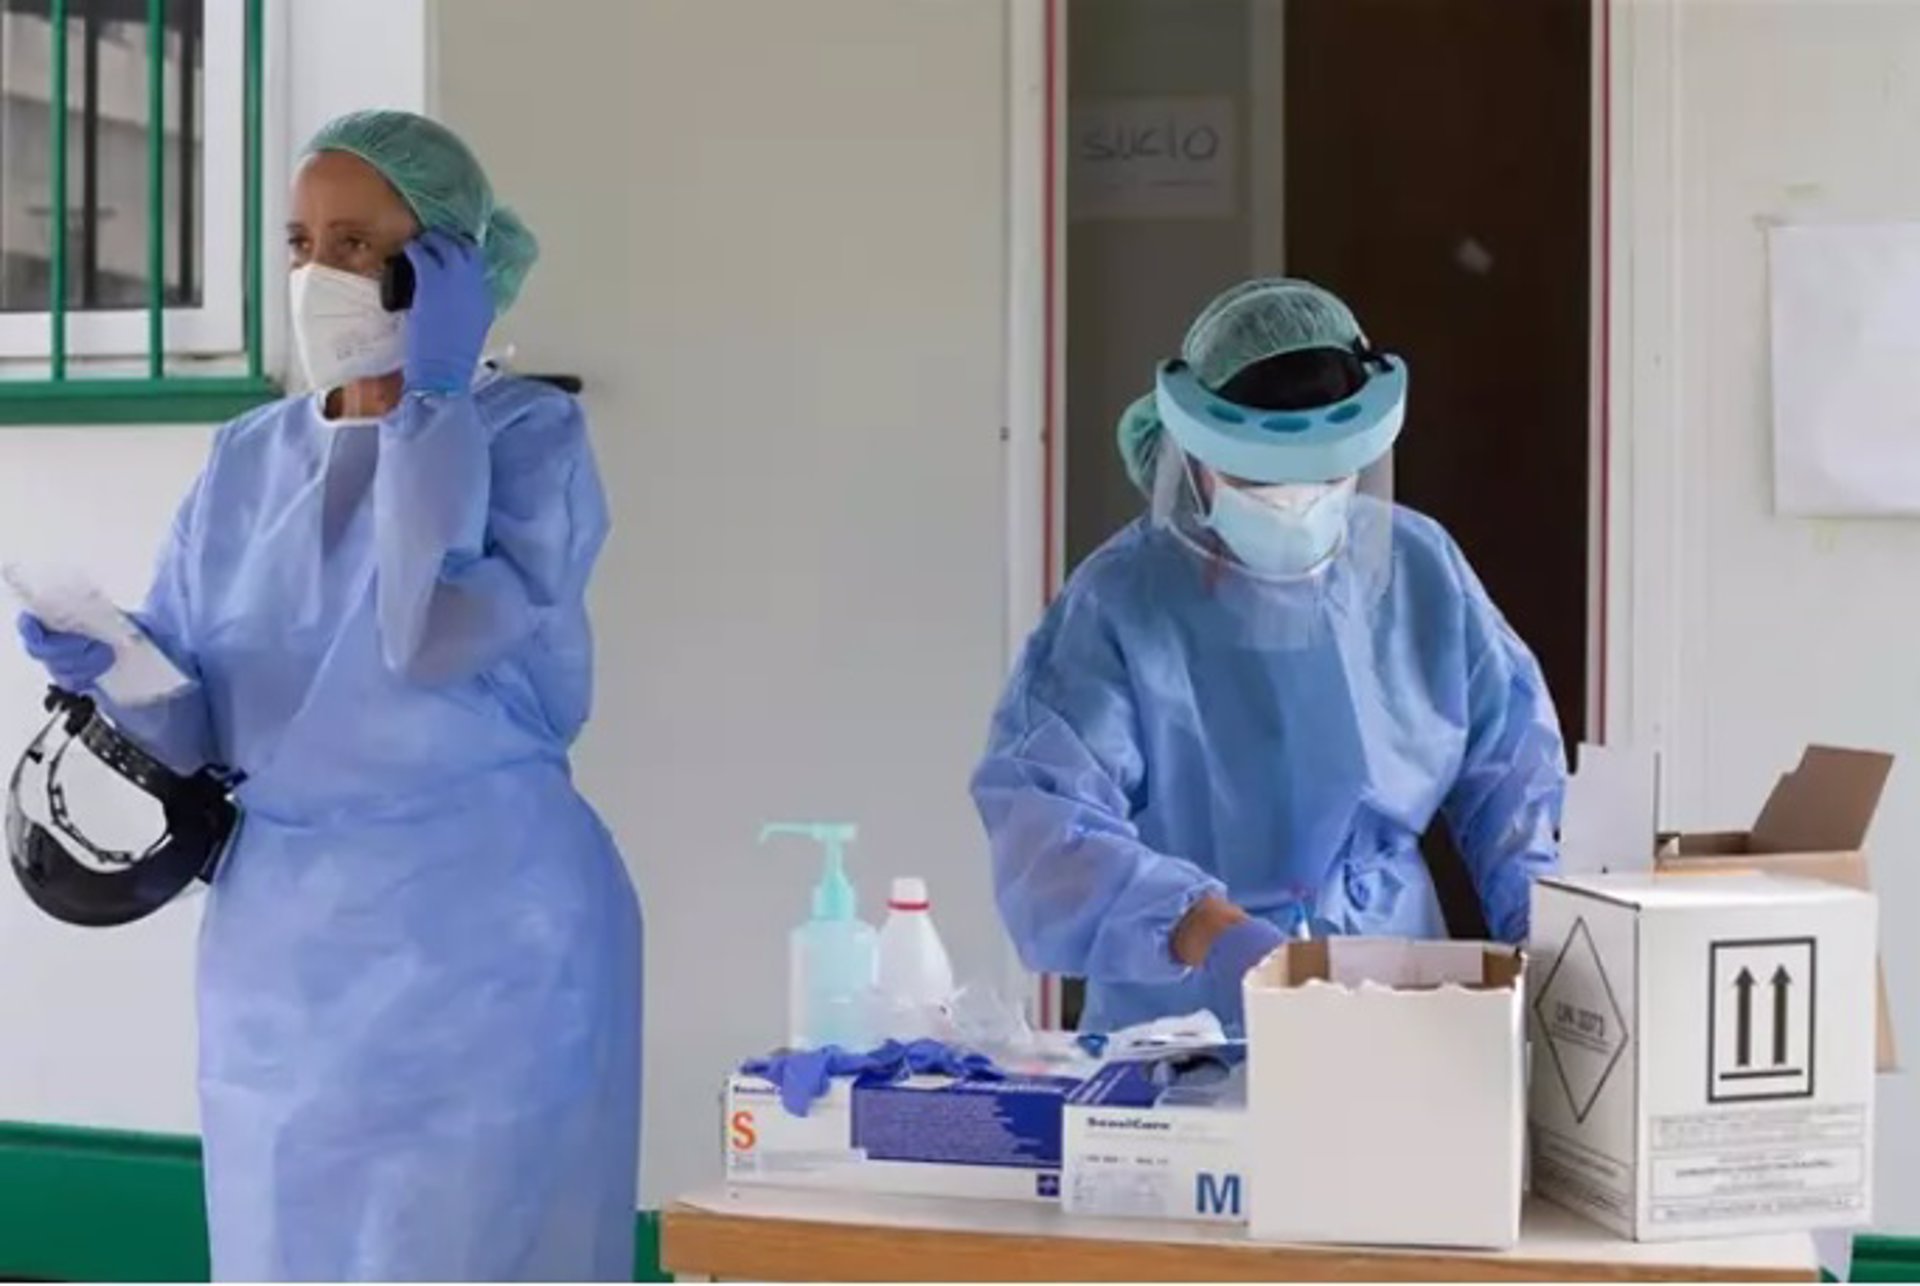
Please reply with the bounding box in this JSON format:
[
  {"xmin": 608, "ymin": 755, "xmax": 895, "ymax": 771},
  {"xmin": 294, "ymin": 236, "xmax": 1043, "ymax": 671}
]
[
  {"xmin": 373, "ymin": 386, "xmax": 605, "ymax": 686},
  {"xmin": 971, "ymin": 592, "xmax": 1225, "ymax": 985},
  {"xmin": 1438, "ymin": 542, "xmax": 1567, "ymax": 943},
  {"xmin": 102, "ymin": 459, "xmax": 218, "ymax": 773}
]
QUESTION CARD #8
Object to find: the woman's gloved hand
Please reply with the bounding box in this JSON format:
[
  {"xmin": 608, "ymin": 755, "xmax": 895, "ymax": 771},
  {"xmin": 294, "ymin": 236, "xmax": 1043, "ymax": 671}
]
[
  {"xmin": 16, "ymin": 612, "xmax": 113, "ymax": 692},
  {"xmin": 1200, "ymin": 915, "xmax": 1290, "ymax": 1027},
  {"xmin": 402, "ymin": 229, "xmax": 494, "ymax": 395}
]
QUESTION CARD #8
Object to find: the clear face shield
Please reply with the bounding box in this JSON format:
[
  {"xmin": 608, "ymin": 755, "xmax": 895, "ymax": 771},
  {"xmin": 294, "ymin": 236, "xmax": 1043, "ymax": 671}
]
[
  {"xmin": 1139, "ymin": 343, "xmax": 1405, "ymax": 648},
  {"xmin": 7, "ymin": 690, "xmax": 243, "ymax": 927}
]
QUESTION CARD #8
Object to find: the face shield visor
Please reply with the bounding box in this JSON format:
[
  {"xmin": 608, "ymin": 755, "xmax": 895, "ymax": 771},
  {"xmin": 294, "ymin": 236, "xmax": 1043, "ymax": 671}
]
[
  {"xmin": 1138, "ymin": 343, "xmax": 1403, "ymax": 648},
  {"xmin": 7, "ymin": 690, "xmax": 242, "ymax": 927}
]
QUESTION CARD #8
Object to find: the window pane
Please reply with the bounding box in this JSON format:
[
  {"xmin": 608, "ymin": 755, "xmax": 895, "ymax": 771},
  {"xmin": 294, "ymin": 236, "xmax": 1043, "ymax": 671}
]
[{"xmin": 0, "ymin": 0, "xmax": 206, "ymax": 315}]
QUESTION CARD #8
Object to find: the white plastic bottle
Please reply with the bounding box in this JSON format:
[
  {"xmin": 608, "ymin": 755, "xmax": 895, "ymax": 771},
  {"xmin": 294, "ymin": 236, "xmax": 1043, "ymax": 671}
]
[{"xmin": 875, "ymin": 877, "xmax": 956, "ymax": 1041}]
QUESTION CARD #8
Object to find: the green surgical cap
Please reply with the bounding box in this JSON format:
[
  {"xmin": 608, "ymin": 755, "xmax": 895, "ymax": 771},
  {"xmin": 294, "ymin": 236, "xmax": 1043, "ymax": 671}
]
[
  {"xmin": 1117, "ymin": 278, "xmax": 1365, "ymax": 493},
  {"xmin": 303, "ymin": 109, "xmax": 537, "ymax": 312}
]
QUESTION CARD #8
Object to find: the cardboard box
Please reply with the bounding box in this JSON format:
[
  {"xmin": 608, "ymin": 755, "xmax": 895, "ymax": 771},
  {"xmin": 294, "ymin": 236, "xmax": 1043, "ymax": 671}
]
[
  {"xmin": 1653, "ymin": 745, "xmax": 1898, "ymax": 1071},
  {"xmin": 723, "ymin": 1072, "xmax": 1077, "ymax": 1203},
  {"xmin": 1245, "ymin": 938, "xmax": 1526, "ymax": 1249},
  {"xmin": 1529, "ymin": 873, "xmax": 1876, "ymax": 1241},
  {"xmin": 1061, "ymin": 1045, "xmax": 1248, "ymax": 1224}
]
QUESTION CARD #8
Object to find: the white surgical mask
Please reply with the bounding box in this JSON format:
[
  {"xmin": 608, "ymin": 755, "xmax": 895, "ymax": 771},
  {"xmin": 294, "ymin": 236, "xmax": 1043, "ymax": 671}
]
[
  {"xmin": 289, "ymin": 263, "xmax": 405, "ymax": 392},
  {"xmin": 1204, "ymin": 476, "xmax": 1357, "ymax": 577}
]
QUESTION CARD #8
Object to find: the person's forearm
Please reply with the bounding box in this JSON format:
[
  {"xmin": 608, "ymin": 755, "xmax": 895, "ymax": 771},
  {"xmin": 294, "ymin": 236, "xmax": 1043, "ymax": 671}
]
[{"xmin": 1171, "ymin": 894, "xmax": 1250, "ymax": 967}]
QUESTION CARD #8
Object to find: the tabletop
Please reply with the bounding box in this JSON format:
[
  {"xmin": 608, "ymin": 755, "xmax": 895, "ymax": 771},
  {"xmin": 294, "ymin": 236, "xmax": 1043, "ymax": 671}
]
[{"xmin": 662, "ymin": 1185, "xmax": 1822, "ymax": 1282}]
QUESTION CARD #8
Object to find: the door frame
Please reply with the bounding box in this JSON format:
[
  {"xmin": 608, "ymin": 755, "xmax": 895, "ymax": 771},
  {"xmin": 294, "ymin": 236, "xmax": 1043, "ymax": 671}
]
[
  {"xmin": 1002, "ymin": 0, "xmax": 1067, "ymax": 1024},
  {"xmin": 1001, "ymin": 0, "xmax": 1650, "ymax": 1023}
]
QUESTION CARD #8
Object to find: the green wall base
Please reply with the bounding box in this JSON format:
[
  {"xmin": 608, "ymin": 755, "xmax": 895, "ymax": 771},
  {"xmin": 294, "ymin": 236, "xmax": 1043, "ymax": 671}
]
[{"xmin": 0, "ymin": 1122, "xmax": 667, "ymax": 1281}]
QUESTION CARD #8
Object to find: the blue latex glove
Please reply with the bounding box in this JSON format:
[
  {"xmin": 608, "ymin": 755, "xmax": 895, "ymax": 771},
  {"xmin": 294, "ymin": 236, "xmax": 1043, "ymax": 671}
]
[
  {"xmin": 16, "ymin": 612, "xmax": 113, "ymax": 692},
  {"xmin": 739, "ymin": 1046, "xmax": 881, "ymax": 1118},
  {"xmin": 741, "ymin": 1040, "xmax": 1007, "ymax": 1117},
  {"xmin": 1200, "ymin": 916, "xmax": 1290, "ymax": 1029},
  {"xmin": 402, "ymin": 229, "xmax": 494, "ymax": 395}
]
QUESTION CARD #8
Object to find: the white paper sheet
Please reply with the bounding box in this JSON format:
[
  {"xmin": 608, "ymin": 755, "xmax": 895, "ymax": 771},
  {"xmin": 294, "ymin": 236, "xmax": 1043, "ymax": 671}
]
[
  {"xmin": 2, "ymin": 562, "xmax": 192, "ymax": 707},
  {"xmin": 1769, "ymin": 221, "xmax": 1920, "ymax": 515},
  {"xmin": 1559, "ymin": 742, "xmax": 1659, "ymax": 875}
]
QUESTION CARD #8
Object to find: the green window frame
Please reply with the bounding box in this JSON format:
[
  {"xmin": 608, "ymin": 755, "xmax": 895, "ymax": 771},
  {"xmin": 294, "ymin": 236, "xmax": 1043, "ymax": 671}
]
[{"xmin": 0, "ymin": 0, "xmax": 276, "ymax": 425}]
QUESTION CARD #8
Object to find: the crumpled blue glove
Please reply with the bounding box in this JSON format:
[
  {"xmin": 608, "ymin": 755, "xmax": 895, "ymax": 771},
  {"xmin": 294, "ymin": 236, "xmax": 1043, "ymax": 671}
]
[
  {"xmin": 739, "ymin": 1046, "xmax": 880, "ymax": 1118},
  {"xmin": 741, "ymin": 1039, "xmax": 1007, "ymax": 1118},
  {"xmin": 864, "ymin": 1038, "xmax": 1007, "ymax": 1085},
  {"xmin": 402, "ymin": 229, "xmax": 494, "ymax": 395},
  {"xmin": 1200, "ymin": 916, "xmax": 1290, "ymax": 1029},
  {"xmin": 16, "ymin": 612, "xmax": 113, "ymax": 693}
]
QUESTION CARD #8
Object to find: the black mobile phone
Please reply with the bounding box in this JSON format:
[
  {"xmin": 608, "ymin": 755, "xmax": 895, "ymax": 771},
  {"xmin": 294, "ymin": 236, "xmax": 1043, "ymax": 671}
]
[{"xmin": 380, "ymin": 253, "xmax": 415, "ymax": 312}]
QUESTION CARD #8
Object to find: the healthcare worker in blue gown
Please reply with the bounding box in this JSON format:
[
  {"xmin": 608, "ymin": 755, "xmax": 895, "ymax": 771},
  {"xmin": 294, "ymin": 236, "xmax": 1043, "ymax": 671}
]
[
  {"xmin": 972, "ymin": 279, "xmax": 1564, "ymax": 1036},
  {"xmin": 16, "ymin": 111, "xmax": 641, "ymax": 1280}
]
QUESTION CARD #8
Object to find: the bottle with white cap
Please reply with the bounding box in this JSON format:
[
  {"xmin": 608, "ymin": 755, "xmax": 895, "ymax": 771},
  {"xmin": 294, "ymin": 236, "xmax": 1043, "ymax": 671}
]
[{"xmin": 875, "ymin": 877, "xmax": 956, "ymax": 1041}]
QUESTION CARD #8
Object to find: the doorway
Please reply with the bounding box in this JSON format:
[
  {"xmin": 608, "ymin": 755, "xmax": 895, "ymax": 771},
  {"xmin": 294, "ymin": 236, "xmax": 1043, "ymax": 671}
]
[{"xmin": 1056, "ymin": 0, "xmax": 1592, "ymax": 1017}]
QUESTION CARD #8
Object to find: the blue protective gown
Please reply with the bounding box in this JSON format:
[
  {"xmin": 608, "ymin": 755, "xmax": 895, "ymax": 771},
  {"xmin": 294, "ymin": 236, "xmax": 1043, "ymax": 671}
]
[
  {"xmin": 109, "ymin": 375, "xmax": 642, "ymax": 1280},
  {"xmin": 971, "ymin": 501, "xmax": 1563, "ymax": 1034}
]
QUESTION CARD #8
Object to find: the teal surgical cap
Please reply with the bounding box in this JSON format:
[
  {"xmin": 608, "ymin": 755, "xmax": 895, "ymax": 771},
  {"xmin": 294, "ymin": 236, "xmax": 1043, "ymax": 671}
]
[
  {"xmin": 303, "ymin": 109, "xmax": 537, "ymax": 312},
  {"xmin": 1118, "ymin": 278, "xmax": 1365, "ymax": 493}
]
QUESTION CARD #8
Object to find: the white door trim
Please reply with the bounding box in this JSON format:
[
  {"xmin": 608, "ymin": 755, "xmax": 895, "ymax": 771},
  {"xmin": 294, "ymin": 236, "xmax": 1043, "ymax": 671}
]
[{"xmin": 1602, "ymin": 0, "xmax": 1690, "ymax": 817}]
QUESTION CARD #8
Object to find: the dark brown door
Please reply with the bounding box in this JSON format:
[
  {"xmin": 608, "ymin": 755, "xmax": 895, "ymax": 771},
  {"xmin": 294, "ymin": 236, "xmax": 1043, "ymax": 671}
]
[{"xmin": 1284, "ymin": 0, "xmax": 1592, "ymax": 935}]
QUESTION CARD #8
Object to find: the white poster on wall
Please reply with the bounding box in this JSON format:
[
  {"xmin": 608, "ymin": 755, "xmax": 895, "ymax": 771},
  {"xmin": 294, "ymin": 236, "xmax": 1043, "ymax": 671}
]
[
  {"xmin": 1769, "ymin": 222, "xmax": 1920, "ymax": 516},
  {"xmin": 1068, "ymin": 97, "xmax": 1236, "ymax": 222}
]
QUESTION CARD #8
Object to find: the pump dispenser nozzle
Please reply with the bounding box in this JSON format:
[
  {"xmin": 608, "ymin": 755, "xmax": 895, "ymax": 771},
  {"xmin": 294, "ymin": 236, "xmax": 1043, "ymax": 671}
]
[{"xmin": 760, "ymin": 823, "xmax": 861, "ymax": 920}]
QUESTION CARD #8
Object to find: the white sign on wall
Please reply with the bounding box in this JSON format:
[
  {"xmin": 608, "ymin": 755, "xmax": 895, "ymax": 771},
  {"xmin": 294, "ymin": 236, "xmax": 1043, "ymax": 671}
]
[
  {"xmin": 1769, "ymin": 221, "xmax": 1920, "ymax": 515},
  {"xmin": 1068, "ymin": 96, "xmax": 1237, "ymax": 222}
]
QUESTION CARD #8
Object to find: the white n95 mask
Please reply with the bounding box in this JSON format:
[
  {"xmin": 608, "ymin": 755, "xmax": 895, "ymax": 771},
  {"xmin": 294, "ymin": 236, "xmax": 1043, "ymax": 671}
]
[
  {"xmin": 289, "ymin": 263, "xmax": 405, "ymax": 392},
  {"xmin": 1204, "ymin": 476, "xmax": 1357, "ymax": 578}
]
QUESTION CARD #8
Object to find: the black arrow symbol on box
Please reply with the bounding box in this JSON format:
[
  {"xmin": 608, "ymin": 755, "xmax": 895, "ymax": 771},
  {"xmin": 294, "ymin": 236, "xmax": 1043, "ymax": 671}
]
[
  {"xmin": 1734, "ymin": 967, "xmax": 1755, "ymax": 1067},
  {"xmin": 1772, "ymin": 966, "xmax": 1793, "ymax": 1067}
]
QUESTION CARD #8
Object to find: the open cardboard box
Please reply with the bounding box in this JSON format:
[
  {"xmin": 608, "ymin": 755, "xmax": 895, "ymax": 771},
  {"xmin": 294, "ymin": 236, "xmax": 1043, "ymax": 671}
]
[
  {"xmin": 1654, "ymin": 745, "xmax": 1898, "ymax": 1071},
  {"xmin": 1245, "ymin": 938, "xmax": 1526, "ymax": 1249},
  {"xmin": 1530, "ymin": 872, "xmax": 1877, "ymax": 1240}
]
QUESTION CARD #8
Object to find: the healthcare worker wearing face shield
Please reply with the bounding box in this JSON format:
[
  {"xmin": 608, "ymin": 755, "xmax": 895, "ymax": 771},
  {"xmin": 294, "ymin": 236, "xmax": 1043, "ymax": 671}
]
[
  {"xmin": 15, "ymin": 110, "xmax": 641, "ymax": 1280},
  {"xmin": 972, "ymin": 278, "xmax": 1564, "ymax": 1035}
]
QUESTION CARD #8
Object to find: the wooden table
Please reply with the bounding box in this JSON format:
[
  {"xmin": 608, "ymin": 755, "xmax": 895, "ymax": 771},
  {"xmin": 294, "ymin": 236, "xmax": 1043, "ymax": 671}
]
[{"xmin": 662, "ymin": 1186, "xmax": 1822, "ymax": 1281}]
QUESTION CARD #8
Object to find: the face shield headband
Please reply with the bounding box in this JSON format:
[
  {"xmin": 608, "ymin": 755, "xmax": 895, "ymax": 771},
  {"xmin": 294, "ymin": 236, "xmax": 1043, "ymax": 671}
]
[{"xmin": 1154, "ymin": 342, "xmax": 1407, "ymax": 486}]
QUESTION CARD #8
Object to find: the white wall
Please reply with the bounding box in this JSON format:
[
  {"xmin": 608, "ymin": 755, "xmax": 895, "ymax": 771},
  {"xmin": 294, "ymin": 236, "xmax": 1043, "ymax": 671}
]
[
  {"xmin": 0, "ymin": 428, "xmax": 210, "ymax": 1133},
  {"xmin": 0, "ymin": 0, "xmax": 427, "ymax": 1137},
  {"xmin": 1608, "ymin": 0, "xmax": 1920, "ymax": 1232},
  {"xmin": 431, "ymin": 0, "xmax": 1011, "ymax": 1206}
]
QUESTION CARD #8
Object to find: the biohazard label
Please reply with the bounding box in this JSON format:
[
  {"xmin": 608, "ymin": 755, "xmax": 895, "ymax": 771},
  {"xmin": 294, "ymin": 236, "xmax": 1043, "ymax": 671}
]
[{"xmin": 1535, "ymin": 917, "xmax": 1630, "ymax": 1123}]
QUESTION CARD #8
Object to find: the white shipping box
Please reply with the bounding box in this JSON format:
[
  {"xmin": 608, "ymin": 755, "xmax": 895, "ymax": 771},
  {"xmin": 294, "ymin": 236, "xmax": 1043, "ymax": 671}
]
[
  {"xmin": 723, "ymin": 1072, "xmax": 1076, "ymax": 1204},
  {"xmin": 1529, "ymin": 873, "xmax": 1876, "ymax": 1241},
  {"xmin": 1245, "ymin": 938, "xmax": 1527, "ymax": 1249},
  {"xmin": 1062, "ymin": 1045, "xmax": 1248, "ymax": 1224}
]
